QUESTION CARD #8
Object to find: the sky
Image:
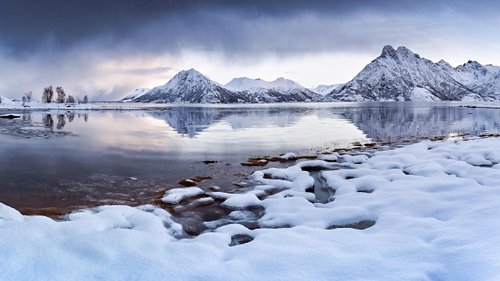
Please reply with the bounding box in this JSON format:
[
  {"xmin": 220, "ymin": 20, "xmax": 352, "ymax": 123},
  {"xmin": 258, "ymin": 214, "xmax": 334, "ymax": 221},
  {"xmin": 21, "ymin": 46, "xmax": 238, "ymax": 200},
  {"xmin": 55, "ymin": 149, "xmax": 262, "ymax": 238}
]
[{"xmin": 1, "ymin": 0, "xmax": 500, "ymax": 101}]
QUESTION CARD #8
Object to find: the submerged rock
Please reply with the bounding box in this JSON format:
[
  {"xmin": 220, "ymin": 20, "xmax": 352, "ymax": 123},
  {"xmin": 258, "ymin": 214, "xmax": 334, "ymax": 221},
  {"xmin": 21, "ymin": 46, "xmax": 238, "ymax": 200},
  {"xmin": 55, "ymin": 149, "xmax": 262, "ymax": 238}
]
[{"xmin": 0, "ymin": 114, "xmax": 21, "ymax": 119}]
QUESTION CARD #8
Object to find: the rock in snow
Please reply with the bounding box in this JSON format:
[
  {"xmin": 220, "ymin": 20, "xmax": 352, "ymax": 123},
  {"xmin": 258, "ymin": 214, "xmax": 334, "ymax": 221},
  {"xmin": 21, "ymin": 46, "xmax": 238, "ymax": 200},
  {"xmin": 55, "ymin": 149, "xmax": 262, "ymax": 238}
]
[{"xmin": 0, "ymin": 114, "xmax": 21, "ymax": 119}]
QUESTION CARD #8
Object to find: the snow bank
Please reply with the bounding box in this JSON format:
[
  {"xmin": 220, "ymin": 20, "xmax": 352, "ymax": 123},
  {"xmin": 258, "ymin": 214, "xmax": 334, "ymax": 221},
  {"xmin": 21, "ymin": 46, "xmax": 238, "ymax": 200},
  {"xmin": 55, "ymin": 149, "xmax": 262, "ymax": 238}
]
[
  {"xmin": 0, "ymin": 100, "xmax": 167, "ymax": 110},
  {"xmin": 3, "ymin": 138, "xmax": 500, "ymax": 280},
  {"xmin": 222, "ymin": 193, "xmax": 261, "ymax": 209},
  {"xmin": 161, "ymin": 187, "xmax": 204, "ymax": 204},
  {"xmin": 0, "ymin": 96, "xmax": 15, "ymax": 106}
]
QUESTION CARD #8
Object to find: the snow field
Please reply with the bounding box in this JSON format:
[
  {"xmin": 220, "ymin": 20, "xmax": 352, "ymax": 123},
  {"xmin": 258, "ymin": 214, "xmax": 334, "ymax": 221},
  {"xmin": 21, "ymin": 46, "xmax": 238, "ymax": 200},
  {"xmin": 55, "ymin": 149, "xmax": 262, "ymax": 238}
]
[{"xmin": 2, "ymin": 137, "xmax": 500, "ymax": 280}]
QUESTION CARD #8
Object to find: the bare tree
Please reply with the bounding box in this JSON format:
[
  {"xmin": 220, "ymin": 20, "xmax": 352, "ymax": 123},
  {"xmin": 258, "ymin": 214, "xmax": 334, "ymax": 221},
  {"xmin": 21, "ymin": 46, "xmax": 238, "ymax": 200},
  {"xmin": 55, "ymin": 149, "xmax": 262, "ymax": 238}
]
[
  {"xmin": 24, "ymin": 91, "xmax": 33, "ymax": 103},
  {"xmin": 22, "ymin": 96, "xmax": 26, "ymax": 106},
  {"xmin": 66, "ymin": 95, "xmax": 75, "ymax": 104},
  {"xmin": 42, "ymin": 86, "xmax": 54, "ymax": 103},
  {"xmin": 82, "ymin": 95, "xmax": 89, "ymax": 104},
  {"xmin": 55, "ymin": 87, "xmax": 66, "ymax": 103},
  {"xmin": 0, "ymin": 97, "xmax": 2, "ymax": 104}
]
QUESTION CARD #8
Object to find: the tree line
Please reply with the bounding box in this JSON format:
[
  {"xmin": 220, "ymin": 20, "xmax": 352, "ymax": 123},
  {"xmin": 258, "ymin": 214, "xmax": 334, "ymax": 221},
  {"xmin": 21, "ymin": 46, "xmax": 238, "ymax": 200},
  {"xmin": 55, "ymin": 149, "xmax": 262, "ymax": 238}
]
[{"xmin": 20, "ymin": 86, "xmax": 89, "ymax": 105}]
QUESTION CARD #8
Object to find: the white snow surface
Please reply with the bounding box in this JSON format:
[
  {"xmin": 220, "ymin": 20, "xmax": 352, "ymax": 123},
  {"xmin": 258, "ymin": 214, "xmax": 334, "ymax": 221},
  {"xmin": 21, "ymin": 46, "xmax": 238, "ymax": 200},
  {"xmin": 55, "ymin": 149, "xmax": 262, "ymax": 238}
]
[
  {"xmin": 225, "ymin": 77, "xmax": 308, "ymax": 94},
  {"xmin": 3, "ymin": 137, "xmax": 500, "ymax": 280},
  {"xmin": 161, "ymin": 187, "xmax": 205, "ymax": 204},
  {"xmin": 309, "ymin": 84, "xmax": 344, "ymax": 96},
  {"xmin": 0, "ymin": 96, "xmax": 15, "ymax": 106},
  {"xmin": 122, "ymin": 88, "xmax": 149, "ymax": 101},
  {"xmin": 278, "ymin": 152, "xmax": 297, "ymax": 160}
]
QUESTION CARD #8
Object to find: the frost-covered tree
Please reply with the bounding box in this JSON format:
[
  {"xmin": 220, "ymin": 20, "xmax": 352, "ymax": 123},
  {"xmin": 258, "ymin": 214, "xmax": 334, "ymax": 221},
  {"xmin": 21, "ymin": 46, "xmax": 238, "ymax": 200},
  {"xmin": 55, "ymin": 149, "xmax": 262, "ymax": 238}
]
[
  {"xmin": 55, "ymin": 87, "xmax": 66, "ymax": 103},
  {"xmin": 24, "ymin": 91, "xmax": 33, "ymax": 103},
  {"xmin": 82, "ymin": 95, "xmax": 89, "ymax": 104},
  {"xmin": 0, "ymin": 97, "xmax": 2, "ymax": 104},
  {"xmin": 66, "ymin": 95, "xmax": 75, "ymax": 104},
  {"xmin": 42, "ymin": 86, "xmax": 54, "ymax": 103}
]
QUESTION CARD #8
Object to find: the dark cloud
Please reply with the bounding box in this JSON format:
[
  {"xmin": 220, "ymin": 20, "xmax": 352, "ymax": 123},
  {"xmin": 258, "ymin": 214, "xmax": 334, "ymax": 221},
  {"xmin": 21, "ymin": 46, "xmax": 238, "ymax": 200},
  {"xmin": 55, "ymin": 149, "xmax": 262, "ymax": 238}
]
[
  {"xmin": 124, "ymin": 67, "xmax": 172, "ymax": 75},
  {"xmin": 0, "ymin": 0, "xmax": 499, "ymax": 100},
  {"xmin": 1, "ymin": 0, "xmax": 498, "ymax": 55}
]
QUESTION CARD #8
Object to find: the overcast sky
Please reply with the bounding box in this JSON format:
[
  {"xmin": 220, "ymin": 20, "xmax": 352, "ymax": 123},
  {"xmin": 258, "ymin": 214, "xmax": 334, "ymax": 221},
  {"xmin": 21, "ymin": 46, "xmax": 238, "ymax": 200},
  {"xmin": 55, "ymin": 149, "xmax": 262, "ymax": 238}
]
[{"xmin": 1, "ymin": 0, "xmax": 499, "ymax": 100}]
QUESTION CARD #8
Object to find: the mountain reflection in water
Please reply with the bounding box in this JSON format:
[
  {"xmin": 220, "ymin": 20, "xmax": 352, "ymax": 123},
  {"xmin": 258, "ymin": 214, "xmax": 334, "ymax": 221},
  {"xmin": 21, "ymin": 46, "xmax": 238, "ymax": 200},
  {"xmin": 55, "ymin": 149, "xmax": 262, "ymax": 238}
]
[{"xmin": 0, "ymin": 102, "xmax": 499, "ymax": 210}]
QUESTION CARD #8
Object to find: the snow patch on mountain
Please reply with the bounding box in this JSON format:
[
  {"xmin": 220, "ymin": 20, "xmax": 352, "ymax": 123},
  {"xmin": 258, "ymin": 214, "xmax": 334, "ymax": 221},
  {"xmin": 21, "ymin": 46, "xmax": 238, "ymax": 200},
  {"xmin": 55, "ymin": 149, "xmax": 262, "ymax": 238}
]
[
  {"xmin": 310, "ymin": 84, "xmax": 343, "ymax": 96},
  {"xmin": 122, "ymin": 88, "xmax": 149, "ymax": 102},
  {"xmin": 225, "ymin": 77, "xmax": 319, "ymax": 102},
  {"xmin": 225, "ymin": 77, "xmax": 304, "ymax": 92},
  {"xmin": 409, "ymin": 87, "xmax": 440, "ymax": 101}
]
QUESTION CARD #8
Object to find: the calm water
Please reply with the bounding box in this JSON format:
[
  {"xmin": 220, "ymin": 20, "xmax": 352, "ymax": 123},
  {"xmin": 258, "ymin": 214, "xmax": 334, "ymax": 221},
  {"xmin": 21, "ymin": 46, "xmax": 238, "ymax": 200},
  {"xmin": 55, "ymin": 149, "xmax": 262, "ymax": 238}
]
[{"xmin": 1, "ymin": 102, "xmax": 500, "ymax": 210}]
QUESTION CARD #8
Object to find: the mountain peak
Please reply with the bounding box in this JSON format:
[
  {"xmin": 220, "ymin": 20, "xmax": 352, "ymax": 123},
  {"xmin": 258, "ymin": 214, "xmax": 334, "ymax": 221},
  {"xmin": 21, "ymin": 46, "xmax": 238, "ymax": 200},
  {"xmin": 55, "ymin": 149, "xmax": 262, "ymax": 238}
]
[
  {"xmin": 396, "ymin": 46, "xmax": 419, "ymax": 58},
  {"xmin": 178, "ymin": 68, "xmax": 205, "ymax": 78},
  {"xmin": 380, "ymin": 45, "xmax": 397, "ymax": 58},
  {"xmin": 437, "ymin": 59, "xmax": 452, "ymax": 68},
  {"xmin": 170, "ymin": 68, "xmax": 215, "ymax": 86},
  {"xmin": 380, "ymin": 45, "xmax": 419, "ymax": 60}
]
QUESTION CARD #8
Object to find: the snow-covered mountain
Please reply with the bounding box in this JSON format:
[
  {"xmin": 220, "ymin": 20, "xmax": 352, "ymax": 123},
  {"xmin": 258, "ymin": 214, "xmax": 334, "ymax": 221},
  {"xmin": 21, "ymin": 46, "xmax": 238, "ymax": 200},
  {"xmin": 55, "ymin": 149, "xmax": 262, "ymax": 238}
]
[
  {"xmin": 324, "ymin": 45, "xmax": 500, "ymax": 101},
  {"xmin": 133, "ymin": 69, "xmax": 247, "ymax": 103},
  {"xmin": 122, "ymin": 88, "xmax": 149, "ymax": 102},
  {"xmin": 125, "ymin": 46, "xmax": 500, "ymax": 103},
  {"xmin": 128, "ymin": 69, "xmax": 318, "ymax": 103},
  {"xmin": 310, "ymin": 84, "xmax": 344, "ymax": 96},
  {"xmin": 225, "ymin": 77, "xmax": 318, "ymax": 102}
]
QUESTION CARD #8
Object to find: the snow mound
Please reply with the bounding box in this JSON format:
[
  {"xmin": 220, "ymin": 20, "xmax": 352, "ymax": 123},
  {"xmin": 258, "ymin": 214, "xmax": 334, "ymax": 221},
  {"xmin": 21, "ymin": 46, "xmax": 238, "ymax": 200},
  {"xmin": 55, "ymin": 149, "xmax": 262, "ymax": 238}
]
[
  {"xmin": 162, "ymin": 187, "xmax": 205, "ymax": 204},
  {"xmin": 222, "ymin": 193, "xmax": 261, "ymax": 209}
]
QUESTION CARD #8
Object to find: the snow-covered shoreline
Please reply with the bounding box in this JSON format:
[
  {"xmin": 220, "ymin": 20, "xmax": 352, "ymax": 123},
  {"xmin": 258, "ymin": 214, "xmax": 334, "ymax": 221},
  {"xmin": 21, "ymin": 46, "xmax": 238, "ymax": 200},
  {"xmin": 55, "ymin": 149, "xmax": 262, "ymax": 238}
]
[
  {"xmin": 2, "ymin": 92, "xmax": 500, "ymax": 112},
  {"xmin": 2, "ymin": 137, "xmax": 500, "ymax": 280}
]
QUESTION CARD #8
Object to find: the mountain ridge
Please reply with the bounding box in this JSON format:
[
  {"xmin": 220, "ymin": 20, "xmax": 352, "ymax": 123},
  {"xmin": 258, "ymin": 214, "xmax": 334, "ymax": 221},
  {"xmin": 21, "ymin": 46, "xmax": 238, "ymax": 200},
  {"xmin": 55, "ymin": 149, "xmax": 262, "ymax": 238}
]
[
  {"xmin": 125, "ymin": 46, "xmax": 500, "ymax": 103},
  {"xmin": 131, "ymin": 69, "xmax": 318, "ymax": 103},
  {"xmin": 324, "ymin": 45, "xmax": 500, "ymax": 101}
]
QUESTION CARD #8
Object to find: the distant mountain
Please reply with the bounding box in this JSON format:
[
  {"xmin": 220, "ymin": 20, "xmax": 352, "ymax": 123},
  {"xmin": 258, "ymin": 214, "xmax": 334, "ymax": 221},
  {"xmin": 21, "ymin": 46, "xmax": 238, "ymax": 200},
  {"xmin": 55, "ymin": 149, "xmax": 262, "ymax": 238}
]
[
  {"xmin": 133, "ymin": 69, "xmax": 247, "ymax": 103},
  {"xmin": 310, "ymin": 84, "xmax": 343, "ymax": 96},
  {"xmin": 122, "ymin": 88, "xmax": 149, "ymax": 102},
  {"xmin": 225, "ymin": 77, "xmax": 318, "ymax": 102},
  {"xmin": 324, "ymin": 45, "xmax": 500, "ymax": 101},
  {"xmin": 125, "ymin": 46, "xmax": 500, "ymax": 103},
  {"xmin": 128, "ymin": 69, "xmax": 318, "ymax": 103}
]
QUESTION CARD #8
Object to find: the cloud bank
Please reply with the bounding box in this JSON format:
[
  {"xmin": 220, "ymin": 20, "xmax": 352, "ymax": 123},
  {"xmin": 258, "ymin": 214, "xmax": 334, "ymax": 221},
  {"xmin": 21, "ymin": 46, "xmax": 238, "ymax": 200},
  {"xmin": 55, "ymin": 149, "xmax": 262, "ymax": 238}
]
[{"xmin": 0, "ymin": 0, "xmax": 499, "ymax": 100}]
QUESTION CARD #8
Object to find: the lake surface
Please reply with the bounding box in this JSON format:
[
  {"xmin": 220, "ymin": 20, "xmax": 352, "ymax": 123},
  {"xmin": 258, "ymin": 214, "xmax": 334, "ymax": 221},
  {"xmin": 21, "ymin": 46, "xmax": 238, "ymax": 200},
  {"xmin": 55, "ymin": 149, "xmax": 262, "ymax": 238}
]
[{"xmin": 1, "ymin": 102, "xmax": 500, "ymax": 211}]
